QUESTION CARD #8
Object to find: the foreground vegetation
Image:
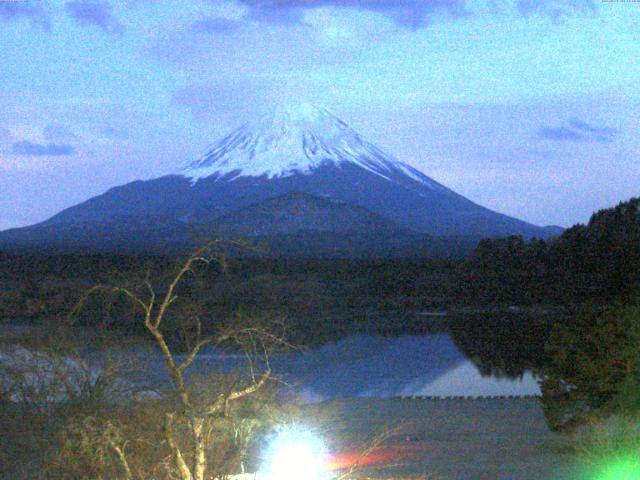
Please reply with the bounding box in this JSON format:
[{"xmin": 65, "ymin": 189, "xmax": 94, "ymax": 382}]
[
  {"xmin": 1, "ymin": 196, "xmax": 639, "ymax": 478},
  {"xmin": 1, "ymin": 244, "xmax": 342, "ymax": 479},
  {"xmin": 573, "ymin": 414, "xmax": 640, "ymax": 473}
]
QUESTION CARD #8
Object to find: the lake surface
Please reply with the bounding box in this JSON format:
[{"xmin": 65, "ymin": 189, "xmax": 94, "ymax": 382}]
[
  {"xmin": 1, "ymin": 325, "xmax": 543, "ymax": 401},
  {"xmin": 176, "ymin": 333, "xmax": 541, "ymax": 401}
]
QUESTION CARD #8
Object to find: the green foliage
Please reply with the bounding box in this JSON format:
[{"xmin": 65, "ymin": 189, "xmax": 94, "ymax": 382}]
[
  {"xmin": 537, "ymin": 302, "xmax": 640, "ymax": 431},
  {"xmin": 572, "ymin": 414, "xmax": 640, "ymax": 479}
]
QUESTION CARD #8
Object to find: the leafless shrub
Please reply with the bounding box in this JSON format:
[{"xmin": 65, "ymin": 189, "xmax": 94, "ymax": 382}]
[{"xmin": 43, "ymin": 240, "xmax": 292, "ymax": 480}]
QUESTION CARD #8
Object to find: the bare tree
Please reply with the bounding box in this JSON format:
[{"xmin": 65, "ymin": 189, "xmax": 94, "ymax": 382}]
[
  {"xmin": 70, "ymin": 240, "xmax": 289, "ymax": 480},
  {"xmin": 4, "ymin": 241, "xmax": 414, "ymax": 480}
]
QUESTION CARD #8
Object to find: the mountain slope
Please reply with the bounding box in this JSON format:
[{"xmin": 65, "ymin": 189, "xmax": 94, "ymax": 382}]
[
  {"xmin": 0, "ymin": 103, "xmax": 559, "ymax": 254},
  {"xmin": 40, "ymin": 161, "xmax": 549, "ymax": 238},
  {"xmin": 0, "ymin": 192, "xmax": 443, "ymax": 257},
  {"xmin": 208, "ymin": 191, "xmax": 443, "ymax": 258},
  {"xmin": 211, "ymin": 191, "xmax": 414, "ymax": 237}
]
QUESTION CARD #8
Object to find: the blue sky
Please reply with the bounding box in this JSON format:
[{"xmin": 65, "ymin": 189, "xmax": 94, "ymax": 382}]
[{"xmin": 1, "ymin": 0, "xmax": 639, "ymax": 230}]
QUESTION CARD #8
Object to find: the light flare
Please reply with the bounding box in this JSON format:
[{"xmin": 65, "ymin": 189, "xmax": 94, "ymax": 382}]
[{"xmin": 261, "ymin": 428, "xmax": 330, "ymax": 480}]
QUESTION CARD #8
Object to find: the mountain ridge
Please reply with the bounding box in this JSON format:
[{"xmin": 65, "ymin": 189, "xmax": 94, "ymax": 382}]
[{"xmin": 0, "ymin": 103, "xmax": 562, "ymax": 255}]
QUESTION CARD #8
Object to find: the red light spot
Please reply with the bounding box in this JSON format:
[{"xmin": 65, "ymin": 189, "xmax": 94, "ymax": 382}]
[{"xmin": 326, "ymin": 442, "xmax": 433, "ymax": 471}]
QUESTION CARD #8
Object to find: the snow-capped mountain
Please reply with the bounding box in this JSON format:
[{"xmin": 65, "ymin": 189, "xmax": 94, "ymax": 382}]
[
  {"xmin": 0, "ymin": 103, "xmax": 561, "ymax": 255},
  {"xmin": 183, "ymin": 103, "xmax": 445, "ymax": 191}
]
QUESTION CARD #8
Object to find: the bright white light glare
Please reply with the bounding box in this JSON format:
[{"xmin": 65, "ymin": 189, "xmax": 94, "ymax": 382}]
[{"xmin": 261, "ymin": 427, "xmax": 330, "ymax": 480}]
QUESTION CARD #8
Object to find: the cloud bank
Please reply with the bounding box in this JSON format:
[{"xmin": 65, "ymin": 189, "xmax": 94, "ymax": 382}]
[
  {"xmin": 236, "ymin": 0, "xmax": 596, "ymax": 26},
  {"xmin": 0, "ymin": 3, "xmax": 50, "ymax": 29},
  {"xmin": 65, "ymin": 0, "xmax": 124, "ymax": 34},
  {"xmin": 237, "ymin": 0, "xmax": 467, "ymax": 27},
  {"xmin": 517, "ymin": 0, "xmax": 596, "ymax": 20},
  {"xmin": 191, "ymin": 16, "xmax": 243, "ymax": 34},
  {"xmin": 0, "ymin": 0, "xmax": 601, "ymax": 34},
  {"xmin": 12, "ymin": 141, "xmax": 76, "ymax": 157},
  {"xmin": 538, "ymin": 118, "xmax": 618, "ymax": 143}
]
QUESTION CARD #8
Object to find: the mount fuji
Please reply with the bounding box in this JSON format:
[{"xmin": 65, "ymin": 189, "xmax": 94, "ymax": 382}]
[{"xmin": 0, "ymin": 104, "xmax": 561, "ymax": 255}]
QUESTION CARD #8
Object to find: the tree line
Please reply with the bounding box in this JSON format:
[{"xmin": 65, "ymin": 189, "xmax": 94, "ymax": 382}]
[
  {"xmin": 455, "ymin": 197, "xmax": 640, "ymax": 306},
  {"xmin": 3, "ymin": 196, "xmax": 640, "ymax": 434}
]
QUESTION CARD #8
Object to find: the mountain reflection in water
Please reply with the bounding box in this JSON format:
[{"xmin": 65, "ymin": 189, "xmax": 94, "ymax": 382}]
[{"xmin": 176, "ymin": 318, "xmax": 549, "ymax": 401}]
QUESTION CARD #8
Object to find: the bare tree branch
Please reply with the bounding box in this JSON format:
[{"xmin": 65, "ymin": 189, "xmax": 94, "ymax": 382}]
[
  {"xmin": 165, "ymin": 413, "xmax": 192, "ymax": 480},
  {"xmin": 63, "ymin": 238, "xmax": 289, "ymax": 480},
  {"xmin": 105, "ymin": 423, "xmax": 134, "ymax": 480},
  {"xmin": 177, "ymin": 337, "xmax": 214, "ymax": 373}
]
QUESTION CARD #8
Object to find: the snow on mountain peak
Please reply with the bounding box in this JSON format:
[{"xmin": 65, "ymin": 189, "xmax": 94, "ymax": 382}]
[
  {"xmin": 269, "ymin": 102, "xmax": 333, "ymax": 127},
  {"xmin": 181, "ymin": 103, "xmax": 440, "ymax": 189}
]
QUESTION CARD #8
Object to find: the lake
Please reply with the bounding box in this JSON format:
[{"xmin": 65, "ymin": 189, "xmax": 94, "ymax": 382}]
[
  {"xmin": 0, "ymin": 321, "xmax": 546, "ymax": 402},
  {"xmin": 174, "ymin": 332, "xmax": 541, "ymax": 402}
]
